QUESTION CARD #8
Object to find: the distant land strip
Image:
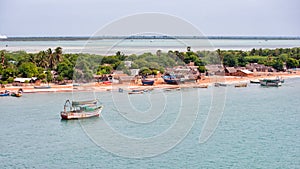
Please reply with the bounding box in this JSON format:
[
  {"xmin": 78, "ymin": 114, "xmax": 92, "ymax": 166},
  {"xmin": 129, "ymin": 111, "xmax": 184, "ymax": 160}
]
[{"xmin": 1, "ymin": 36, "xmax": 300, "ymax": 41}]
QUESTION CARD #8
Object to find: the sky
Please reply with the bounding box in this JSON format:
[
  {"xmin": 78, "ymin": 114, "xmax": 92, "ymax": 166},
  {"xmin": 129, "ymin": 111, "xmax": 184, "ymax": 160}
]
[{"xmin": 0, "ymin": 0, "xmax": 299, "ymax": 37}]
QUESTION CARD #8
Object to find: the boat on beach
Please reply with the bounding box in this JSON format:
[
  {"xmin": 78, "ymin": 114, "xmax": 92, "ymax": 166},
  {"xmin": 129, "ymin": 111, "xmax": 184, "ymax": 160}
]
[
  {"xmin": 0, "ymin": 90, "xmax": 10, "ymax": 96},
  {"xmin": 34, "ymin": 86, "xmax": 51, "ymax": 89},
  {"xmin": 141, "ymin": 79, "xmax": 155, "ymax": 85},
  {"xmin": 162, "ymin": 75, "xmax": 180, "ymax": 85},
  {"xmin": 60, "ymin": 99, "xmax": 103, "ymax": 120}
]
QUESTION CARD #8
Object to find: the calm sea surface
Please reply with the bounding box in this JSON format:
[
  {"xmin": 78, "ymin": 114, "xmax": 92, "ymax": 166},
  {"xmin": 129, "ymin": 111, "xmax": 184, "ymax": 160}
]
[
  {"xmin": 1, "ymin": 78, "xmax": 299, "ymax": 168},
  {"xmin": 1, "ymin": 39, "xmax": 300, "ymax": 55}
]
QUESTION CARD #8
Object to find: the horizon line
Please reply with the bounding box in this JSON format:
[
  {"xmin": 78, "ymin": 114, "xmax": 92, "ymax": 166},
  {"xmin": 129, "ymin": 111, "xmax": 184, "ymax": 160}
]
[{"xmin": 1, "ymin": 35, "xmax": 300, "ymax": 41}]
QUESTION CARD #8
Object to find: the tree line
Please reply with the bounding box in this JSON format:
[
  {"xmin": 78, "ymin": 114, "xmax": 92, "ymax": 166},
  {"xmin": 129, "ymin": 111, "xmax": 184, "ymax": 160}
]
[{"xmin": 0, "ymin": 47, "xmax": 299, "ymax": 84}]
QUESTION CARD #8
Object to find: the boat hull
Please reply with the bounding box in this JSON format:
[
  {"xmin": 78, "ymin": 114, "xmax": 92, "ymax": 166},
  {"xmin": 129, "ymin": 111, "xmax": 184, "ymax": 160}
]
[
  {"xmin": 142, "ymin": 80, "xmax": 154, "ymax": 85},
  {"xmin": 11, "ymin": 93, "xmax": 22, "ymax": 97},
  {"xmin": 128, "ymin": 91, "xmax": 144, "ymax": 94},
  {"xmin": 61, "ymin": 106, "xmax": 103, "ymax": 120},
  {"xmin": 193, "ymin": 85, "xmax": 208, "ymax": 88},
  {"xmin": 250, "ymin": 80, "xmax": 260, "ymax": 84},
  {"xmin": 0, "ymin": 93, "xmax": 9, "ymax": 96},
  {"xmin": 215, "ymin": 83, "xmax": 227, "ymax": 87},
  {"xmin": 34, "ymin": 86, "xmax": 51, "ymax": 89}
]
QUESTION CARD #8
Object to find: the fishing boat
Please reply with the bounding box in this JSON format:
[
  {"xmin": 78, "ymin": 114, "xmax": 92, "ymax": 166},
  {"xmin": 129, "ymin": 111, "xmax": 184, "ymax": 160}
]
[
  {"xmin": 162, "ymin": 75, "xmax": 180, "ymax": 85},
  {"xmin": 259, "ymin": 79, "xmax": 282, "ymax": 87},
  {"xmin": 141, "ymin": 79, "xmax": 154, "ymax": 85},
  {"xmin": 11, "ymin": 89, "xmax": 23, "ymax": 97},
  {"xmin": 235, "ymin": 83, "xmax": 247, "ymax": 88},
  {"xmin": 0, "ymin": 90, "xmax": 10, "ymax": 96},
  {"xmin": 34, "ymin": 86, "xmax": 51, "ymax": 89},
  {"xmin": 128, "ymin": 89, "xmax": 144, "ymax": 94},
  {"xmin": 214, "ymin": 83, "xmax": 227, "ymax": 87},
  {"xmin": 60, "ymin": 99, "xmax": 103, "ymax": 120}
]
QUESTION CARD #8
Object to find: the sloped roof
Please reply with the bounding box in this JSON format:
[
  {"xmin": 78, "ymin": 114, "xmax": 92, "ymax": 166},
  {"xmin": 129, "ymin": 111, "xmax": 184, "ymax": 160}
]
[
  {"xmin": 205, "ymin": 64, "xmax": 224, "ymax": 72},
  {"xmin": 225, "ymin": 67, "xmax": 237, "ymax": 73}
]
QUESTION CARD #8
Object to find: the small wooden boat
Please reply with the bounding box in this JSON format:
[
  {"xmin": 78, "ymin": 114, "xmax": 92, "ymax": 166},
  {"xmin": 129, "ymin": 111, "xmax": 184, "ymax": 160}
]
[
  {"xmin": 193, "ymin": 84, "xmax": 208, "ymax": 88},
  {"xmin": 235, "ymin": 83, "xmax": 247, "ymax": 88},
  {"xmin": 60, "ymin": 99, "xmax": 103, "ymax": 120},
  {"xmin": 0, "ymin": 91, "xmax": 10, "ymax": 96},
  {"xmin": 164, "ymin": 87, "xmax": 181, "ymax": 91},
  {"xmin": 0, "ymin": 90, "xmax": 10, "ymax": 96},
  {"xmin": 34, "ymin": 86, "xmax": 51, "ymax": 89},
  {"xmin": 128, "ymin": 89, "xmax": 144, "ymax": 94},
  {"xmin": 259, "ymin": 79, "xmax": 282, "ymax": 87},
  {"xmin": 214, "ymin": 83, "xmax": 227, "ymax": 87},
  {"xmin": 142, "ymin": 79, "xmax": 154, "ymax": 85},
  {"xmin": 128, "ymin": 91, "xmax": 144, "ymax": 94},
  {"xmin": 11, "ymin": 89, "xmax": 23, "ymax": 97}
]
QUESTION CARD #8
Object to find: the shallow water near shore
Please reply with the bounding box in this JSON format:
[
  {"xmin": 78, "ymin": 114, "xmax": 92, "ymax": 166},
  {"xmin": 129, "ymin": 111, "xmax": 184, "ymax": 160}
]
[{"xmin": 0, "ymin": 78, "xmax": 299, "ymax": 168}]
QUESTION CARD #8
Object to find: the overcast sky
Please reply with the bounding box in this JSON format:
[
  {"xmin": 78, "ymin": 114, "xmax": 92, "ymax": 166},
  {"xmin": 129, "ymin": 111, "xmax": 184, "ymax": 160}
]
[{"xmin": 0, "ymin": 0, "xmax": 299, "ymax": 37}]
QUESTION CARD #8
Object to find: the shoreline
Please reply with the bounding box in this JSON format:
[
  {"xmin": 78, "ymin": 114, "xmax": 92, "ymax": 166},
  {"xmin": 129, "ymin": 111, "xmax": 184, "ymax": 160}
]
[{"xmin": 2, "ymin": 72, "xmax": 300, "ymax": 94}]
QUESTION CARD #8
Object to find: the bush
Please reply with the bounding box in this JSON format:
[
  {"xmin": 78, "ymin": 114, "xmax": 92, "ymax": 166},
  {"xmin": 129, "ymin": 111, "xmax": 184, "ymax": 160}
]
[
  {"xmin": 198, "ymin": 66, "xmax": 207, "ymax": 73},
  {"xmin": 7, "ymin": 77, "xmax": 14, "ymax": 83}
]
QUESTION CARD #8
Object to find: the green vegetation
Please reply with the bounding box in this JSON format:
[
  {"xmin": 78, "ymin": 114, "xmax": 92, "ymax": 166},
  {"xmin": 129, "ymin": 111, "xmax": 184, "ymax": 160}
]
[
  {"xmin": 1, "ymin": 47, "xmax": 300, "ymax": 84},
  {"xmin": 217, "ymin": 47, "xmax": 300, "ymax": 70}
]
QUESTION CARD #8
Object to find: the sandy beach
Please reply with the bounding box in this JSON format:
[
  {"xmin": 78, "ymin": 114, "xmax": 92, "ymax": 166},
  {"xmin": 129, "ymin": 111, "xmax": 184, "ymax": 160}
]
[{"xmin": 2, "ymin": 71, "xmax": 299, "ymax": 94}]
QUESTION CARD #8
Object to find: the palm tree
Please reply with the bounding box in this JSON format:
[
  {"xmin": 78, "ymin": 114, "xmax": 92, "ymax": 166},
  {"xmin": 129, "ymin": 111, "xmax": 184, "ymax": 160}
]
[
  {"xmin": 47, "ymin": 48, "xmax": 56, "ymax": 70},
  {"xmin": 37, "ymin": 51, "xmax": 49, "ymax": 69},
  {"xmin": 28, "ymin": 53, "xmax": 36, "ymax": 65},
  {"xmin": 54, "ymin": 47, "xmax": 63, "ymax": 63}
]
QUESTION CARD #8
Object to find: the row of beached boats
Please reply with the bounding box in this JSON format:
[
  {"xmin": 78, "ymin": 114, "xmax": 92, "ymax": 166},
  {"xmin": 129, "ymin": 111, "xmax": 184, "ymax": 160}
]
[{"xmin": 0, "ymin": 89, "xmax": 23, "ymax": 97}]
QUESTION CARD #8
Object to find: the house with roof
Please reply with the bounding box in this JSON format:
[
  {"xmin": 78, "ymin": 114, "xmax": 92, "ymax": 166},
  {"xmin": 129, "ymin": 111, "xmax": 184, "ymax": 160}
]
[
  {"xmin": 246, "ymin": 63, "xmax": 276, "ymax": 72},
  {"xmin": 205, "ymin": 64, "xmax": 225, "ymax": 76},
  {"xmin": 224, "ymin": 67, "xmax": 237, "ymax": 76}
]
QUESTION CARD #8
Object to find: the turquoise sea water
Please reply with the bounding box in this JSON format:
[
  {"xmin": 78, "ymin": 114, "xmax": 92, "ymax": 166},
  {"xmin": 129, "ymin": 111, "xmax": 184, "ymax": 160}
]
[{"xmin": 1, "ymin": 78, "xmax": 299, "ymax": 168}]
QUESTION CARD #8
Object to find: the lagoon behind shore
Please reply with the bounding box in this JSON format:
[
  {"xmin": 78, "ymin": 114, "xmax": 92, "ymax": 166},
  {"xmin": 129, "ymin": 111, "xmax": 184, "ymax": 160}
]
[{"xmin": 1, "ymin": 38, "xmax": 300, "ymax": 55}]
